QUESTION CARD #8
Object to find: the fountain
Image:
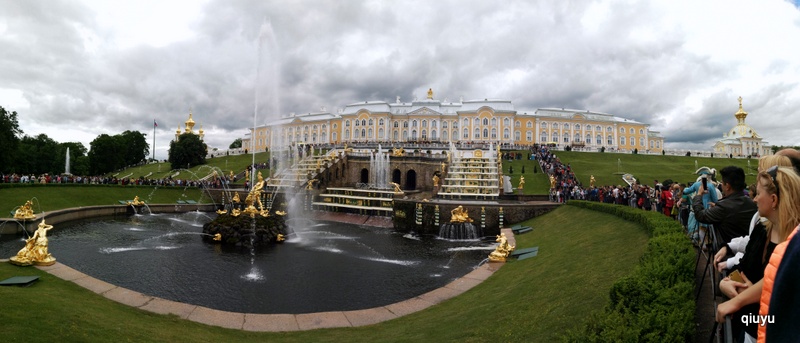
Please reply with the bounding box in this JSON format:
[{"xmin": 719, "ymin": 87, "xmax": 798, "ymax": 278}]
[
  {"xmin": 64, "ymin": 147, "xmax": 71, "ymax": 175},
  {"xmin": 438, "ymin": 205, "xmax": 481, "ymax": 240},
  {"xmin": 369, "ymin": 145, "xmax": 390, "ymax": 189}
]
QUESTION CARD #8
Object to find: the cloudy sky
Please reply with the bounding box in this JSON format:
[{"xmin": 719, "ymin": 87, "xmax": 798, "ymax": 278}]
[{"xmin": 2, "ymin": 0, "xmax": 800, "ymax": 160}]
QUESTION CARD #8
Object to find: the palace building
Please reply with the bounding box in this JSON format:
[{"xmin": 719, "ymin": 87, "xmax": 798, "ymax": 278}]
[
  {"xmin": 713, "ymin": 97, "xmax": 771, "ymax": 157},
  {"xmin": 243, "ymin": 89, "xmax": 664, "ymax": 153}
]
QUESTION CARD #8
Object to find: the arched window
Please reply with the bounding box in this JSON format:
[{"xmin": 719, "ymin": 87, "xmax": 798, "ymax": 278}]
[
  {"xmin": 412, "ymin": 120, "xmax": 418, "ymax": 128},
  {"xmin": 607, "ymin": 135, "xmax": 613, "ymax": 145},
  {"xmin": 563, "ymin": 135, "xmax": 569, "ymax": 143},
  {"xmin": 403, "ymin": 121, "xmax": 409, "ymax": 128},
  {"xmin": 503, "ymin": 128, "xmax": 510, "ymax": 139},
  {"xmin": 332, "ymin": 132, "xmax": 337, "ymax": 142},
  {"xmin": 491, "ymin": 118, "xmax": 497, "ymax": 126},
  {"xmin": 345, "ymin": 120, "xmax": 350, "ymax": 127},
  {"xmin": 607, "ymin": 126, "xmax": 612, "ymax": 132},
  {"xmin": 361, "ymin": 128, "xmax": 366, "ymax": 138},
  {"xmin": 431, "ymin": 129, "xmax": 437, "ymax": 140},
  {"xmin": 585, "ymin": 133, "xmax": 591, "ymax": 143},
  {"xmin": 393, "ymin": 121, "xmax": 399, "ymax": 128},
  {"xmin": 452, "ymin": 120, "xmax": 458, "ymax": 129},
  {"xmin": 574, "ymin": 133, "xmax": 580, "ymax": 142},
  {"xmin": 333, "ymin": 123, "xmax": 337, "ymax": 129},
  {"xmin": 575, "ymin": 124, "xmax": 581, "ymax": 130},
  {"xmin": 630, "ymin": 128, "xmax": 634, "ymax": 134},
  {"xmin": 504, "ymin": 118, "xmax": 510, "ymax": 126},
  {"xmin": 639, "ymin": 129, "xmax": 644, "ymax": 135},
  {"xmin": 463, "ymin": 128, "xmax": 469, "ymax": 139},
  {"xmin": 620, "ymin": 136, "xmax": 626, "ymax": 145},
  {"xmin": 312, "ymin": 133, "xmax": 317, "ymax": 142},
  {"xmin": 379, "ymin": 128, "xmax": 384, "ymax": 139},
  {"xmin": 368, "ymin": 119, "xmax": 373, "ymax": 126},
  {"xmin": 630, "ymin": 137, "xmax": 635, "ymax": 146},
  {"xmin": 421, "ymin": 129, "xmax": 427, "ymax": 140},
  {"xmin": 412, "ymin": 130, "xmax": 418, "ymax": 140},
  {"xmin": 526, "ymin": 121, "xmax": 532, "ymax": 128},
  {"xmin": 367, "ymin": 128, "xmax": 373, "ymax": 139},
  {"xmin": 463, "ymin": 118, "xmax": 469, "ymax": 127},
  {"xmin": 355, "ymin": 120, "xmax": 359, "ymax": 127},
  {"xmin": 474, "ymin": 128, "xmax": 480, "ymax": 139},
  {"xmin": 393, "ymin": 131, "xmax": 398, "ymax": 140},
  {"xmin": 656, "ymin": 141, "xmax": 660, "ymax": 149},
  {"xmin": 525, "ymin": 131, "xmax": 531, "ymax": 141},
  {"xmin": 649, "ymin": 140, "xmax": 654, "ymax": 148},
  {"xmin": 422, "ymin": 120, "xmax": 427, "ymax": 128},
  {"xmin": 541, "ymin": 122, "xmax": 548, "ymax": 129},
  {"xmin": 483, "ymin": 128, "xmax": 489, "ymax": 138},
  {"xmin": 474, "ymin": 118, "xmax": 480, "ymax": 126},
  {"xmin": 595, "ymin": 125, "xmax": 601, "ymax": 131},
  {"xmin": 431, "ymin": 120, "xmax": 437, "ymax": 128},
  {"xmin": 442, "ymin": 130, "xmax": 448, "ymax": 141},
  {"xmin": 491, "ymin": 128, "xmax": 497, "ymax": 139},
  {"xmin": 541, "ymin": 132, "xmax": 548, "ymax": 142},
  {"xmin": 442, "ymin": 121, "xmax": 448, "ymax": 129},
  {"xmin": 484, "ymin": 118, "xmax": 489, "ymax": 126},
  {"xmin": 402, "ymin": 130, "xmax": 408, "ymax": 140},
  {"xmin": 619, "ymin": 127, "xmax": 625, "ymax": 133},
  {"xmin": 639, "ymin": 137, "xmax": 644, "ymax": 147},
  {"xmin": 379, "ymin": 119, "xmax": 384, "ymax": 126},
  {"xmin": 345, "ymin": 129, "xmax": 350, "ymax": 139},
  {"xmin": 552, "ymin": 133, "xmax": 559, "ymax": 142},
  {"xmin": 596, "ymin": 134, "xmax": 602, "ymax": 145},
  {"xmin": 452, "ymin": 130, "xmax": 457, "ymax": 140}
]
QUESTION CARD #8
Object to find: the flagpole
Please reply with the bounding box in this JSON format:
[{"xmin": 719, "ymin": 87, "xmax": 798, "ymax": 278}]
[{"xmin": 152, "ymin": 119, "xmax": 156, "ymax": 162}]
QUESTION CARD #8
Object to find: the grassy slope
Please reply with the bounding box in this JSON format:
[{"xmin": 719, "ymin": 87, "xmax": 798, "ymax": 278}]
[
  {"xmin": 553, "ymin": 151, "xmax": 757, "ymax": 188},
  {"xmin": 0, "ymin": 206, "xmax": 647, "ymax": 342}
]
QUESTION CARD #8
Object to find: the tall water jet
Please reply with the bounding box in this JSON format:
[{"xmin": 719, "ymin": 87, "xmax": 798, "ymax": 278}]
[
  {"xmin": 369, "ymin": 144, "xmax": 390, "ymax": 189},
  {"xmin": 65, "ymin": 147, "xmax": 71, "ymax": 175},
  {"xmin": 253, "ymin": 19, "xmax": 282, "ymax": 186}
]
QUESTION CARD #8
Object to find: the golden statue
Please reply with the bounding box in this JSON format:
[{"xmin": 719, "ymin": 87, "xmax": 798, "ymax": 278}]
[
  {"xmin": 229, "ymin": 170, "xmax": 234, "ymax": 179},
  {"xmin": 390, "ymin": 182, "xmax": 402, "ymax": 193},
  {"xmin": 232, "ymin": 192, "xmax": 241, "ymax": 203},
  {"xmin": 518, "ymin": 176, "xmax": 525, "ymax": 190},
  {"xmin": 590, "ymin": 175, "xmax": 596, "ymax": 187},
  {"xmin": 276, "ymin": 233, "xmax": 285, "ymax": 242},
  {"xmin": 432, "ymin": 174, "xmax": 440, "ymax": 187},
  {"xmin": 393, "ymin": 147, "xmax": 405, "ymax": 156},
  {"xmin": 441, "ymin": 162, "xmax": 446, "ymax": 173},
  {"xmin": 275, "ymin": 210, "xmax": 287, "ymax": 216},
  {"xmin": 427, "ymin": 88, "xmax": 433, "ymax": 99},
  {"xmin": 488, "ymin": 233, "xmax": 516, "ymax": 262},
  {"xmin": 128, "ymin": 196, "xmax": 145, "ymax": 206},
  {"xmin": 306, "ymin": 179, "xmax": 319, "ymax": 190},
  {"xmin": 10, "ymin": 219, "xmax": 57, "ymax": 266},
  {"xmin": 213, "ymin": 233, "xmax": 222, "ymax": 241},
  {"xmin": 450, "ymin": 206, "xmax": 473, "ymax": 223},
  {"xmin": 549, "ymin": 175, "xmax": 556, "ymax": 189},
  {"xmin": 243, "ymin": 171, "xmax": 266, "ymax": 217},
  {"xmin": 13, "ymin": 200, "xmax": 36, "ymax": 220},
  {"xmin": 216, "ymin": 209, "xmax": 227, "ymax": 214}
]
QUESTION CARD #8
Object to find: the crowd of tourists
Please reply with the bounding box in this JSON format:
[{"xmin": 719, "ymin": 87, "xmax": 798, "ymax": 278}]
[
  {"xmin": 536, "ymin": 147, "xmax": 800, "ymax": 342},
  {"xmin": 0, "ymin": 172, "xmax": 233, "ymax": 189}
]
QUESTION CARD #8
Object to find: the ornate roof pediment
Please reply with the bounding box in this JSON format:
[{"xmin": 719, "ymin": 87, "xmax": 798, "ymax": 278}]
[{"xmin": 409, "ymin": 107, "xmax": 441, "ymax": 116}]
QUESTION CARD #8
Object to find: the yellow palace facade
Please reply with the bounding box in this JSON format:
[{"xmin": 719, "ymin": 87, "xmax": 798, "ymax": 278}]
[{"xmin": 244, "ymin": 90, "xmax": 664, "ymax": 153}]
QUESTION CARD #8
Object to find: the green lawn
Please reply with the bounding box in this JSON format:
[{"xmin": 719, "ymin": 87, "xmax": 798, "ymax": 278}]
[
  {"xmin": 112, "ymin": 152, "xmax": 272, "ymax": 180},
  {"xmin": 0, "ymin": 205, "xmax": 648, "ymax": 342},
  {"xmin": 553, "ymin": 151, "xmax": 757, "ymax": 188},
  {"xmin": 1, "ymin": 185, "xmax": 206, "ymax": 215}
]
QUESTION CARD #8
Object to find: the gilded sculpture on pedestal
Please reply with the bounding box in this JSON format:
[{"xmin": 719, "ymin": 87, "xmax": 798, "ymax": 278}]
[
  {"xmin": 450, "ymin": 205, "xmax": 473, "ymax": 223},
  {"xmin": 13, "ymin": 200, "xmax": 36, "ymax": 220},
  {"xmin": 488, "ymin": 233, "xmax": 515, "ymax": 262},
  {"xmin": 432, "ymin": 174, "xmax": 440, "ymax": 187},
  {"xmin": 10, "ymin": 219, "xmax": 57, "ymax": 266},
  {"xmin": 128, "ymin": 196, "xmax": 145, "ymax": 206},
  {"xmin": 590, "ymin": 175, "xmax": 596, "ymax": 187},
  {"xmin": 518, "ymin": 176, "xmax": 525, "ymax": 190},
  {"xmin": 549, "ymin": 175, "xmax": 556, "ymax": 189}
]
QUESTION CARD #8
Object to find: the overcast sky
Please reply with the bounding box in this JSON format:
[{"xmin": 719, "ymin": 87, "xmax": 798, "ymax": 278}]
[{"xmin": 2, "ymin": 0, "xmax": 800, "ymax": 160}]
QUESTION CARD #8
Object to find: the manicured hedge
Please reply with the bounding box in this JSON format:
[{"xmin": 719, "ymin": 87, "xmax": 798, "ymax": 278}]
[{"xmin": 564, "ymin": 201, "xmax": 695, "ymax": 342}]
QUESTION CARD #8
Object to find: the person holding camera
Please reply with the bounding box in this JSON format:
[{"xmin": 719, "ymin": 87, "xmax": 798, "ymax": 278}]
[{"xmin": 693, "ymin": 166, "xmax": 756, "ymax": 255}]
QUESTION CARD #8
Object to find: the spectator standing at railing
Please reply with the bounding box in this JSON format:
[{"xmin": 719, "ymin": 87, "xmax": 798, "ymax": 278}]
[{"xmin": 713, "ymin": 166, "xmax": 800, "ymax": 343}]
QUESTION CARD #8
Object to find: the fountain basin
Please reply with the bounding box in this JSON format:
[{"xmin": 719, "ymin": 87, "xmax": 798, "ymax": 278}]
[{"xmin": 0, "ymin": 211, "xmax": 490, "ymax": 314}]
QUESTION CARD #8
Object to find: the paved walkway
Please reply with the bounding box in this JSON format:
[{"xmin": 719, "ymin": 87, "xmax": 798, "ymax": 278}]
[{"xmin": 29, "ymin": 228, "xmax": 513, "ymax": 332}]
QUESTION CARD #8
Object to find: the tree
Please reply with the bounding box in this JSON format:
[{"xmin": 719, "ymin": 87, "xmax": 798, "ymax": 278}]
[
  {"xmin": 168, "ymin": 133, "xmax": 207, "ymax": 170},
  {"xmin": 229, "ymin": 138, "xmax": 242, "ymax": 149},
  {"xmin": 118, "ymin": 130, "xmax": 148, "ymax": 167},
  {"xmin": 89, "ymin": 134, "xmax": 124, "ymax": 175},
  {"xmin": 0, "ymin": 105, "xmax": 23, "ymax": 173},
  {"xmin": 14, "ymin": 134, "xmax": 60, "ymax": 175}
]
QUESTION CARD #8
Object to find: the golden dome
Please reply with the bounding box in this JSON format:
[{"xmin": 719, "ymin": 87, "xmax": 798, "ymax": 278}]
[{"xmin": 185, "ymin": 111, "xmax": 196, "ymax": 133}]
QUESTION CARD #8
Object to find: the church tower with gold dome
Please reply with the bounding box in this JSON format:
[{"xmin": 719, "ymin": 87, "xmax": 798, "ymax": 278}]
[
  {"xmin": 175, "ymin": 110, "xmax": 205, "ymax": 141},
  {"xmin": 713, "ymin": 97, "xmax": 771, "ymax": 157}
]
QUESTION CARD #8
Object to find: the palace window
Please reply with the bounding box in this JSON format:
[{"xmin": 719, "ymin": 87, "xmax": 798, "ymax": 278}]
[
  {"xmin": 474, "ymin": 128, "xmax": 480, "ymax": 139},
  {"xmin": 484, "ymin": 118, "xmax": 490, "ymax": 126},
  {"xmin": 574, "ymin": 133, "xmax": 581, "ymax": 142},
  {"xmin": 379, "ymin": 119, "xmax": 384, "ymax": 126},
  {"xmin": 463, "ymin": 118, "xmax": 469, "ymax": 127},
  {"xmin": 431, "ymin": 130, "xmax": 437, "ymax": 140},
  {"xmin": 607, "ymin": 126, "xmax": 612, "ymax": 132},
  {"xmin": 345, "ymin": 120, "xmax": 350, "ymax": 127},
  {"xmin": 575, "ymin": 124, "xmax": 581, "ymax": 130},
  {"xmin": 630, "ymin": 137, "xmax": 635, "ymax": 146},
  {"xmin": 640, "ymin": 137, "xmax": 645, "ymax": 147},
  {"xmin": 563, "ymin": 135, "xmax": 569, "ymax": 143},
  {"xmin": 379, "ymin": 128, "xmax": 384, "ymax": 139},
  {"xmin": 541, "ymin": 132, "xmax": 548, "ymax": 142},
  {"xmin": 620, "ymin": 136, "xmax": 626, "ymax": 145},
  {"xmin": 368, "ymin": 119, "xmax": 372, "ymax": 126},
  {"xmin": 586, "ymin": 133, "xmax": 591, "ymax": 143},
  {"xmin": 607, "ymin": 135, "xmax": 613, "ymax": 145},
  {"xmin": 630, "ymin": 128, "xmax": 634, "ymax": 134},
  {"xmin": 442, "ymin": 121, "xmax": 448, "ymax": 129},
  {"xmin": 639, "ymin": 129, "xmax": 644, "ymax": 135},
  {"xmin": 442, "ymin": 130, "xmax": 448, "ymax": 141},
  {"xmin": 525, "ymin": 131, "xmax": 532, "ymax": 141},
  {"xmin": 355, "ymin": 120, "xmax": 359, "ymax": 127},
  {"xmin": 552, "ymin": 133, "xmax": 559, "ymax": 142},
  {"xmin": 403, "ymin": 121, "xmax": 409, "ymax": 128},
  {"xmin": 463, "ymin": 128, "xmax": 469, "ymax": 139},
  {"xmin": 620, "ymin": 127, "xmax": 625, "ymax": 133},
  {"xmin": 504, "ymin": 118, "xmax": 510, "ymax": 126},
  {"xmin": 503, "ymin": 128, "xmax": 510, "ymax": 139},
  {"xmin": 541, "ymin": 122, "xmax": 548, "ymax": 129},
  {"xmin": 345, "ymin": 129, "xmax": 350, "ymax": 139},
  {"xmin": 412, "ymin": 130, "xmax": 418, "ymax": 140},
  {"xmin": 596, "ymin": 134, "xmax": 602, "ymax": 145},
  {"xmin": 596, "ymin": 125, "xmax": 601, "ymax": 131},
  {"xmin": 526, "ymin": 121, "xmax": 532, "ymax": 128},
  {"xmin": 431, "ymin": 120, "xmax": 437, "ymax": 128},
  {"xmin": 368, "ymin": 128, "xmax": 373, "ymax": 138},
  {"xmin": 393, "ymin": 121, "xmax": 399, "ymax": 128},
  {"xmin": 422, "ymin": 120, "xmax": 427, "ymax": 128},
  {"xmin": 412, "ymin": 120, "xmax": 418, "ymax": 128}
]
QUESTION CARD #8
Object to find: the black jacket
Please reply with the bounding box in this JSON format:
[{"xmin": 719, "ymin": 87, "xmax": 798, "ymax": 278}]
[{"xmin": 693, "ymin": 190, "xmax": 756, "ymax": 250}]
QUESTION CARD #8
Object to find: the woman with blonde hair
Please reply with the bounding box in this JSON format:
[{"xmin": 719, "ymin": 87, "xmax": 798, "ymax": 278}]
[{"xmin": 715, "ymin": 166, "xmax": 800, "ymax": 342}]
